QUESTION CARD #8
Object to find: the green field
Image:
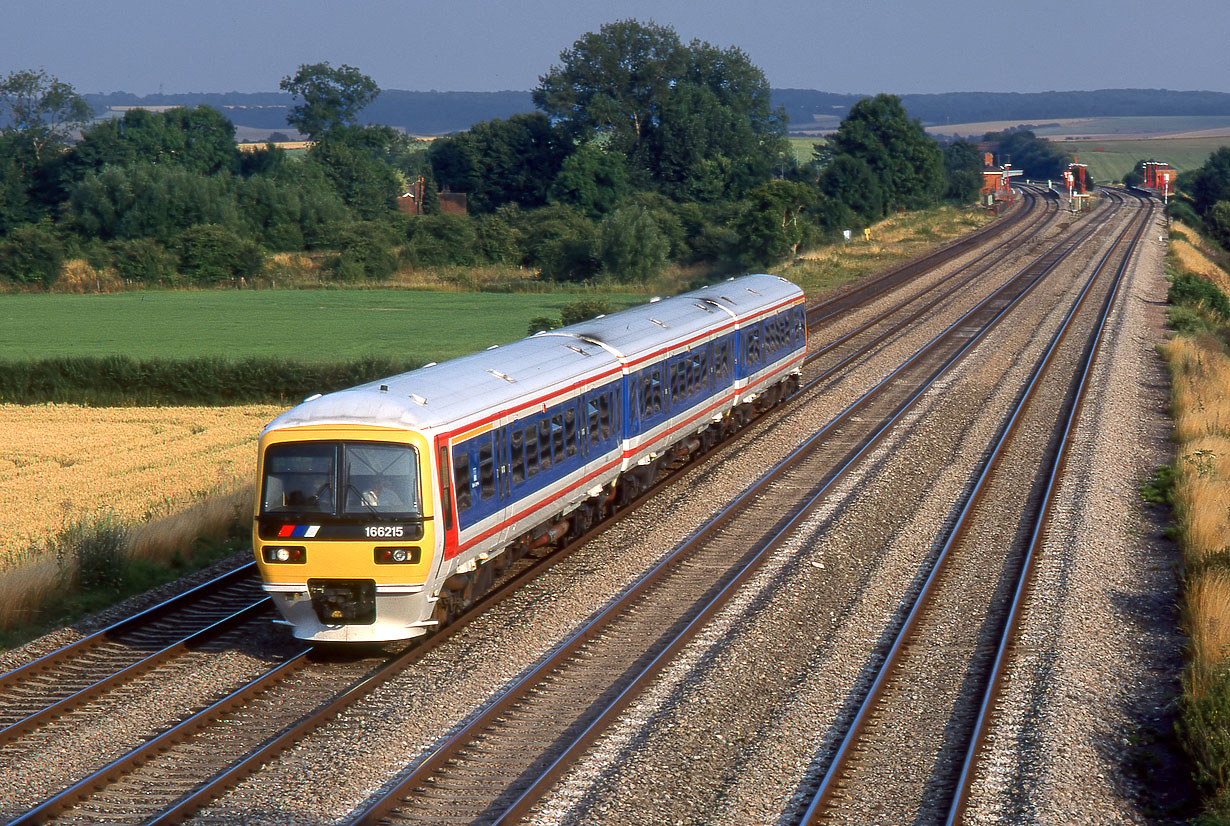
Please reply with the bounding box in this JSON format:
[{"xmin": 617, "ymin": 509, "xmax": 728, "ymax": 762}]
[
  {"xmin": 1054, "ymin": 135, "xmax": 1230, "ymax": 184},
  {"xmin": 0, "ymin": 290, "xmax": 643, "ymax": 364}
]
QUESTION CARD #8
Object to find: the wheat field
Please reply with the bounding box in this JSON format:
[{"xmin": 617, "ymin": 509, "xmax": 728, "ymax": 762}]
[{"xmin": 0, "ymin": 403, "xmax": 283, "ymax": 567}]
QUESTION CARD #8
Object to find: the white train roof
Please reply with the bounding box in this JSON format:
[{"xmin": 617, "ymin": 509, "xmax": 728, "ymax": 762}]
[{"xmin": 262, "ymin": 274, "xmax": 801, "ymax": 437}]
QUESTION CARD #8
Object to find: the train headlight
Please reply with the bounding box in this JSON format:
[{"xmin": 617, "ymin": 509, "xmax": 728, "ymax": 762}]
[
  {"xmin": 375, "ymin": 547, "xmax": 420, "ymax": 565},
  {"xmin": 263, "ymin": 546, "xmax": 306, "ymax": 564}
]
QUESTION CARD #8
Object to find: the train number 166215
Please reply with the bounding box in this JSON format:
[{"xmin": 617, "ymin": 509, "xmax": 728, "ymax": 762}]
[{"xmin": 365, "ymin": 525, "xmax": 405, "ymax": 538}]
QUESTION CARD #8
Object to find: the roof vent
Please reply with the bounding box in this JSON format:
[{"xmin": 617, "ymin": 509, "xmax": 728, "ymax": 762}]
[
  {"xmin": 409, "ymin": 393, "xmax": 427, "ymax": 406},
  {"xmin": 648, "ymin": 318, "xmax": 668, "ymax": 328},
  {"xmin": 379, "ymin": 385, "xmax": 389, "ymax": 392},
  {"xmin": 486, "ymin": 344, "xmax": 499, "ymax": 350},
  {"xmin": 486, "ymin": 369, "xmax": 516, "ymax": 383},
  {"xmin": 303, "ymin": 393, "xmax": 323, "ymax": 403},
  {"xmin": 650, "ymin": 296, "xmax": 662, "ymax": 303},
  {"xmin": 746, "ymin": 288, "xmax": 762, "ymax": 295},
  {"xmin": 423, "ymin": 362, "xmax": 438, "ymax": 368},
  {"xmin": 694, "ymin": 303, "xmax": 713, "ymax": 313},
  {"xmin": 566, "ymin": 345, "xmax": 591, "ymax": 356}
]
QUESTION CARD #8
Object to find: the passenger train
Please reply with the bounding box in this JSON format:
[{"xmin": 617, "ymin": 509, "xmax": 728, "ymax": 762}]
[{"xmin": 253, "ymin": 274, "xmax": 807, "ymax": 642}]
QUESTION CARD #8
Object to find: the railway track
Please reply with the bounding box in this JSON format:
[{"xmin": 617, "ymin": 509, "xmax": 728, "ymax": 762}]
[
  {"xmin": 799, "ymin": 189, "xmax": 1155, "ymax": 825},
  {"xmin": 0, "ymin": 187, "xmax": 1124, "ymax": 824},
  {"xmin": 329, "ymin": 191, "xmax": 1141, "ymax": 824}
]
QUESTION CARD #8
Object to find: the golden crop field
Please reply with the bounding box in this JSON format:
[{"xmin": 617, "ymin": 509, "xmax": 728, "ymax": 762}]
[{"xmin": 0, "ymin": 403, "xmax": 283, "ymax": 566}]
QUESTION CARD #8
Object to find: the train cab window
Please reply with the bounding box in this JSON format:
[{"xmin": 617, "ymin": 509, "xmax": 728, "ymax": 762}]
[
  {"xmin": 564, "ymin": 408, "xmax": 578, "ymax": 457},
  {"xmin": 453, "ymin": 449, "xmax": 471, "ymax": 512},
  {"xmin": 342, "ymin": 443, "xmax": 422, "ymax": 516},
  {"xmin": 538, "ymin": 419, "xmax": 553, "ymax": 471},
  {"xmin": 510, "ymin": 429, "xmax": 525, "ymax": 485},
  {"xmin": 262, "ymin": 443, "xmax": 336, "ymax": 514},
  {"xmin": 588, "ymin": 398, "xmax": 601, "ymax": 448},
  {"xmin": 478, "ymin": 441, "xmax": 496, "ymax": 499},
  {"xmin": 525, "ymin": 425, "xmax": 540, "ymax": 478}
]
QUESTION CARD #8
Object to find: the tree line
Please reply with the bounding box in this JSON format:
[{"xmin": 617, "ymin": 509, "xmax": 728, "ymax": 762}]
[{"xmin": 0, "ymin": 19, "xmax": 989, "ymax": 291}]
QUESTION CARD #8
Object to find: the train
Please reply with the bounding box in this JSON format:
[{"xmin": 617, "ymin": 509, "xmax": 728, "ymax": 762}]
[{"xmin": 253, "ymin": 273, "xmax": 808, "ymax": 643}]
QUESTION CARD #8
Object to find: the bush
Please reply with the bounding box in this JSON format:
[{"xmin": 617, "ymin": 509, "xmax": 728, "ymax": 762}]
[
  {"xmin": 403, "ymin": 213, "xmax": 480, "ymax": 268},
  {"xmin": 1168, "ymin": 198, "xmax": 1202, "ymax": 229},
  {"xmin": 1170, "ymin": 272, "xmax": 1230, "ymax": 321},
  {"xmin": 560, "ymin": 297, "xmax": 613, "ymax": 326},
  {"xmin": 323, "ymin": 220, "xmax": 399, "ymax": 281},
  {"xmin": 51, "ymin": 512, "xmax": 130, "ymax": 592},
  {"xmin": 178, "ymin": 224, "xmax": 265, "ymax": 284},
  {"xmin": 0, "ymin": 222, "xmax": 66, "ymax": 288},
  {"xmin": 110, "ymin": 238, "xmax": 178, "ymax": 285}
]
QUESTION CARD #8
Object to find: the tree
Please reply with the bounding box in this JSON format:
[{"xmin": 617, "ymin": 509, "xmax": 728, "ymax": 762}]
[
  {"xmin": 598, "ymin": 206, "xmax": 669, "ymax": 282},
  {"xmin": 534, "ymin": 20, "xmax": 786, "ymax": 200},
  {"xmin": 1190, "ymin": 148, "xmax": 1230, "ymax": 218},
  {"xmin": 0, "ymin": 69, "xmax": 92, "ymax": 164},
  {"xmin": 942, "ymin": 140, "xmax": 984, "ymax": 204},
  {"xmin": 307, "ymin": 126, "xmax": 401, "ymax": 220},
  {"xmin": 818, "ymin": 155, "xmax": 884, "ymax": 222},
  {"xmin": 68, "ymin": 105, "xmax": 238, "ymax": 178},
  {"xmin": 280, "ymin": 62, "xmax": 379, "ymax": 141},
  {"xmin": 731, "ymin": 180, "xmax": 815, "ymax": 268},
  {"xmin": 429, "ymin": 113, "xmax": 569, "ymax": 213},
  {"xmin": 829, "ymin": 94, "xmax": 945, "ymax": 212},
  {"xmin": 548, "ymin": 143, "xmax": 631, "ymax": 218},
  {"xmin": 1205, "ymin": 201, "xmax": 1230, "ymax": 250},
  {"xmin": 0, "ymin": 222, "xmax": 64, "ymax": 288}
]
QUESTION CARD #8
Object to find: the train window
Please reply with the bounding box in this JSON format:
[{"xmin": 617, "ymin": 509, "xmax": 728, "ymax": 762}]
[
  {"xmin": 697, "ymin": 349, "xmax": 708, "ymax": 390},
  {"xmin": 714, "ymin": 340, "xmax": 731, "ymax": 381},
  {"xmin": 551, "ymin": 414, "xmax": 565, "ymax": 460},
  {"xmin": 746, "ymin": 327, "xmax": 762, "ymax": 366},
  {"xmin": 342, "ymin": 443, "xmax": 422, "ymax": 516},
  {"xmin": 599, "ymin": 392, "xmax": 612, "ymax": 439},
  {"xmin": 437, "ymin": 446, "xmax": 453, "ymax": 531},
  {"xmin": 564, "ymin": 407, "xmax": 578, "ymax": 457},
  {"xmin": 510, "ymin": 428, "xmax": 525, "ymax": 485},
  {"xmin": 453, "ymin": 449, "xmax": 471, "ymax": 512},
  {"xmin": 539, "ymin": 419, "xmax": 553, "ymax": 471},
  {"xmin": 478, "ymin": 441, "xmax": 496, "ymax": 500},
  {"xmin": 588, "ymin": 397, "xmax": 601, "ymax": 447},
  {"xmin": 646, "ymin": 370, "xmax": 663, "ymax": 415},
  {"xmin": 525, "ymin": 425, "xmax": 540, "ymax": 478},
  {"xmin": 613, "ymin": 388, "xmax": 622, "ymax": 436},
  {"xmin": 262, "ymin": 442, "xmax": 336, "ymax": 514}
]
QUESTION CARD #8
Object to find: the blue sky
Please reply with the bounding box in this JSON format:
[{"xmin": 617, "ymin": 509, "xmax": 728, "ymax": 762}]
[{"xmin": 4, "ymin": 0, "xmax": 1228, "ymax": 96}]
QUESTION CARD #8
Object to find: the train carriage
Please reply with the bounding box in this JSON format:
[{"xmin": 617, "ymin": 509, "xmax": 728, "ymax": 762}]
[{"xmin": 254, "ymin": 274, "xmax": 806, "ymax": 643}]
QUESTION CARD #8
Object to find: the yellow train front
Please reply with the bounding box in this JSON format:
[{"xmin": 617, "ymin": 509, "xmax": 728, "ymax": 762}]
[
  {"xmin": 255, "ymin": 423, "xmax": 441, "ymax": 642},
  {"xmin": 253, "ymin": 274, "xmax": 807, "ymax": 644}
]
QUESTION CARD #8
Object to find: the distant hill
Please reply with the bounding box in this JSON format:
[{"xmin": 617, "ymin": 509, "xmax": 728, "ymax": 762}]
[{"xmin": 79, "ymin": 88, "xmax": 1230, "ymax": 138}]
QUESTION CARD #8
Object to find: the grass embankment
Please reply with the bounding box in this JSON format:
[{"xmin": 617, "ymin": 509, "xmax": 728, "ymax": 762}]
[
  {"xmin": 0, "ymin": 204, "xmax": 995, "ymax": 652},
  {"xmin": 1157, "ymin": 222, "xmax": 1230, "ymax": 818}
]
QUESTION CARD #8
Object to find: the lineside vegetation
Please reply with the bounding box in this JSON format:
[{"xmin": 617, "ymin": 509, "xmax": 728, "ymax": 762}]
[{"xmin": 1159, "ymin": 219, "xmax": 1230, "ymax": 819}]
